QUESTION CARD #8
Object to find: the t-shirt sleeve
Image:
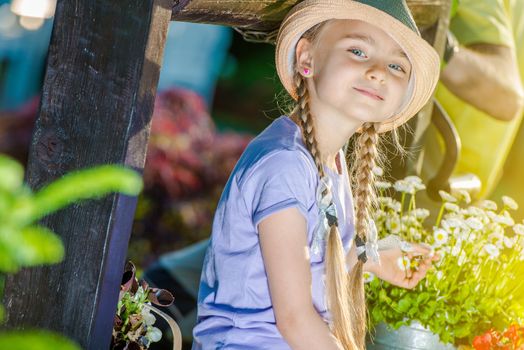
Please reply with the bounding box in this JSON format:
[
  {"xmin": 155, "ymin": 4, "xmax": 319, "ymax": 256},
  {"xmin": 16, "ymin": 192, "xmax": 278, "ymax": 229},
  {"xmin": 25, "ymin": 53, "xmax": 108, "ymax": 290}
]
[
  {"xmin": 240, "ymin": 150, "xmax": 316, "ymax": 230},
  {"xmin": 451, "ymin": 0, "xmax": 513, "ymax": 47}
]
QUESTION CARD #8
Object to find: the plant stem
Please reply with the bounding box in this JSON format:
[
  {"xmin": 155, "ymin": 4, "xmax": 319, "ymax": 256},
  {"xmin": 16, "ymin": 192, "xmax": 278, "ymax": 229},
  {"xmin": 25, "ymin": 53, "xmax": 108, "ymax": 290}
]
[{"xmin": 435, "ymin": 204, "xmax": 445, "ymax": 227}]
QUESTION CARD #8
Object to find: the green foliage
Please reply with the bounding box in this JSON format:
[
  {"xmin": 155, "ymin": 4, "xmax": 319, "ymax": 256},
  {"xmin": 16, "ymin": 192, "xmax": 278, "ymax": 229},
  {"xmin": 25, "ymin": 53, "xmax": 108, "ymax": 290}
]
[
  {"xmin": 0, "ymin": 330, "xmax": 80, "ymax": 350},
  {"xmin": 0, "ymin": 155, "xmax": 143, "ymax": 273}
]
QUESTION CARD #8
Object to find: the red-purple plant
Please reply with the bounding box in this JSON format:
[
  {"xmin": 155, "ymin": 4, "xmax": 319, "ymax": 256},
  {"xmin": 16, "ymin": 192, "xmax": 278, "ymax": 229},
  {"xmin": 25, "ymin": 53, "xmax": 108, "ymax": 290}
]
[{"xmin": 473, "ymin": 324, "xmax": 524, "ymax": 350}]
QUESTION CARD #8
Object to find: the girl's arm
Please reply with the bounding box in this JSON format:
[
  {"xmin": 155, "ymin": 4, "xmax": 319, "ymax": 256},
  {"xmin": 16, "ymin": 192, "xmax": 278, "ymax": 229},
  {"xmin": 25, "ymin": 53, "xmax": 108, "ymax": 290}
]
[
  {"xmin": 441, "ymin": 43, "xmax": 524, "ymax": 121},
  {"xmin": 258, "ymin": 207, "xmax": 343, "ymax": 350}
]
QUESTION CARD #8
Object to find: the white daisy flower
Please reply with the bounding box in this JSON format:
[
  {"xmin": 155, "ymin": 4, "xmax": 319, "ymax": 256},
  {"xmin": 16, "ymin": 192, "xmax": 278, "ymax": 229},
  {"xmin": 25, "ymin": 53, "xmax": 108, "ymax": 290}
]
[
  {"xmin": 439, "ymin": 190, "xmax": 457, "ymax": 202},
  {"xmin": 434, "ymin": 229, "xmax": 449, "ymax": 247},
  {"xmin": 494, "ymin": 213, "xmax": 514, "ymax": 226},
  {"xmin": 397, "ymin": 255, "xmax": 411, "ymax": 271},
  {"xmin": 502, "ymin": 196, "xmax": 519, "ymax": 210},
  {"xmin": 484, "ymin": 244, "xmax": 500, "ymax": 259},
  {"xmin": 414, "ymin": 182, "xmax": 427, "ymax": 191},
  {"xmin": 480, "ymin": 200, "xmax": 498, "ymax": 211},
  {"xmin": 363, "ymin": 271, "xmax": 376, "ymax": 283},
  {"xmin": 413, "ymin": 208, "xmax": 430, "ymax": 220},
  {"xmin": 376, "ymin": 181, "xmax": 392, "ymax": 190},
  {"xmin": 442, "ymin": 218, "xmax": 463, "ymax": 230},
  {"xmin": 394, "ymin": 180, "xmax": 414, "ymax": 194},
  {"xmin": 388, "ymin": 201, "xmax": 402, "ymax": 213},
  {"xmin": 456, "ymin": 190, "xmax": 471, "ymax": 204},
  {"xmin": 401, "ymin": 215, "xmax": 417, "ymax": 227},
  {"xmin": 372, "ymin": 166, "xmax": 384, "ymax": 177},
  {"xmin": 378, "ymin": 197, "xmax": 392, "ymax": 205},
  {"xmin": 513, "ymin": 223, "xmax": 524, "ymax": 236},
  {"xmin": 465, "ymin": 217, "xmax": 483, "ymax": 230},
  {"xmin": 486, "ymin": 210, "xmax": 499, "ymax": 223},
  {"xmin": 409, "ymin": 227, "xmax": 422, "ymax": 240},
  {"xmin": 386, "ymin": 217, "xmax": 401, "ymax": 234},
  {"xmin": 435, "ymin": 270, "xmax": 444, "ymax": 280},
  {"xmin": 466, "ymin": 206, "xmax": 485, "ymax": 216},
  {"xmin": 488, "ymin": 229, "xmax": 504, "ymax": 242},
  {"xmin": 444, "ymin": 203, "xmax": 460, "ymax": 212},
  {"xmin": 405, "ymin": 175, "xmax": 423, "ymax": 184},
  {"xmin": 504, "ymin": 236, "xmax": 516, "ymax": 249}
]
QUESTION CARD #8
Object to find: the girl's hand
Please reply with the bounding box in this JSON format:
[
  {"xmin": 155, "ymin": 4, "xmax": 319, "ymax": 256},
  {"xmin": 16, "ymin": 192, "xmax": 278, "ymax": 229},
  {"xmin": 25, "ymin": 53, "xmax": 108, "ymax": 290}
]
[{"xmin": 365, "ymin": 243, "xmax": 440, "ymax": 289}]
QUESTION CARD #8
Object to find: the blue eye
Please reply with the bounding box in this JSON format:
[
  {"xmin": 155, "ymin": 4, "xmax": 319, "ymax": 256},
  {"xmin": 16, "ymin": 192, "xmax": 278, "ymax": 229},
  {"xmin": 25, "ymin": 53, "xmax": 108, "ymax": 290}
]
[
  {"xmin": 349, "ymin": 48, "xmax": 366, "ymax": 57},
  {"xmin": 389, "ymin": 63, "xmax": 405, "ymax": 72}
]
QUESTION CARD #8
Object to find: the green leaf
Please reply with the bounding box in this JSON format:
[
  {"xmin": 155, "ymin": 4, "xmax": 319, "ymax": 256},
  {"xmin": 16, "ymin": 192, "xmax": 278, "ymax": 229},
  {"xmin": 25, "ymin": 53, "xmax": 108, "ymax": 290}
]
[
  {"xmin": 0, "ymin": 155, "xmax": 24, "ymax": 192},
  {"xmin": 0, "ymin": 304, "xmax": 4, "ymax": 323},
  {"xmin": 0, "ymin": 330, "xmax": 80, "ymax": 350},
  {"xmin": 0, "ymin": 239, "xmax": 19, "ymax": 273},
  {"xmin": 416, "ymin": 292, "xmax": 430, "ymax": 304},
  {"xmin": 393, "ymin": 319, "xmax": 407, "ymax": 329},
  {"xmin": 372, "ymin": 306, "xmax": 384, "ymax": 323},
  {"xmin": 25, "ymin": 165, "xmax": 142, "ymax": 223},
  {"xmin": 15, "ymin": 226, "xmax": 64, "ymax": 266},
  {"xmin": 398, "ymin": 298, "xmax": 411, "ymax": 313},
  {"xmin": 454, "ymin": 323, "xmax": 471, "ymax": 338},
  {"xmin": 408, "ymin": 305, "xmax": 419, "ymax": 318}
]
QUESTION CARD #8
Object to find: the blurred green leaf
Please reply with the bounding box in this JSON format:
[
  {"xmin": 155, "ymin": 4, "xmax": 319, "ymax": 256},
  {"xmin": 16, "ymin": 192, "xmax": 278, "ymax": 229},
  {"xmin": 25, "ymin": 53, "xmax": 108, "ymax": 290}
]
[
  {"xmin": 16, "ymin": 226, "xmax": 64, "ymax": 266},
  {"xmin": 372, "ymin": 306, "xmax": 384, "ymax": 323},
  {"xmin": 13, "ymin": 165, "xmax": 143, "ymax": 225},
  {"xmin": 416, "ymin": 292, "xmax": 430, "ymax": 304},
  {"xmin": 0, "ymin": 330, "xmax": 80, "ymax": 350},
  {"xmin": 0, "ymin": 155, "xmax": 24, "ymax": 192},
  {"xmin": 0, "ymin": 240, "xmax": 19, "ymax": 273},
  {"xmin": 397, "ymin": 298, "xmax": 411, "ymax": 313},
  {"xmin": 454, "ymin": 323, "xmax": 471, "ymax": 338}
]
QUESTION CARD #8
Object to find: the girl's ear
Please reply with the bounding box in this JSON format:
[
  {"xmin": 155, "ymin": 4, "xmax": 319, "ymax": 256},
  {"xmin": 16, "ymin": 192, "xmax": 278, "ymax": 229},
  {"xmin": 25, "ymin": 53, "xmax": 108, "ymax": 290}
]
[{"xmin": 296, "ymin": 38, "xmax": 314, "ymax": 77}]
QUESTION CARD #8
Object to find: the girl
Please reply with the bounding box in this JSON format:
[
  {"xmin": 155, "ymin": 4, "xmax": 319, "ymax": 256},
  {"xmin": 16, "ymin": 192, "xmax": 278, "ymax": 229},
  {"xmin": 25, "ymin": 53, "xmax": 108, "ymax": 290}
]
[{"xmin": 192, "ymin": 0, "xmax": 441, "ymax": 349}]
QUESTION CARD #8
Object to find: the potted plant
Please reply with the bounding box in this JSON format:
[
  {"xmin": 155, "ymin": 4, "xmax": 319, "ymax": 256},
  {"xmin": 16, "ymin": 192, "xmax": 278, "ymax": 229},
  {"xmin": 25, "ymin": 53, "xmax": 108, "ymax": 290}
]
[
  {"xmin": 112, "ymin": 261, "xmax": 181, "ymax": 350},
  {"xmin": 365, "ymin": 172, "xmax": 524, "ymax": 349}
]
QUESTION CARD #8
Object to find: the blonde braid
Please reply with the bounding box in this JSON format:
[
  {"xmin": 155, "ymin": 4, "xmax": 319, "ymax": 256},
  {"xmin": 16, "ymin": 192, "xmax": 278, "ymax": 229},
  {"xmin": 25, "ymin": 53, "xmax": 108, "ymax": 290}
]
[
  {"xmin": 354, "ymin": 122, "xmax": 379, "ymax": 241},
  {"xmin": 348, "ymin": 122, "xmax": 380, "ymax": 349},
  {"xmin": 294, "ymin": 72, "xmax": 324, "ymax": 178},
  {"xmin": 293, "ymin": 71, "xmax": 359, "ymax": 350}
]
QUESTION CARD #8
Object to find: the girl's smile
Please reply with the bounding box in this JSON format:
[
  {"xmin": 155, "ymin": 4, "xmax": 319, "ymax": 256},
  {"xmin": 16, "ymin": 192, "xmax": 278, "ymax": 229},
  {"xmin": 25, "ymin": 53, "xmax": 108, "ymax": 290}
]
[{"xmin": 353, "ymin": 87, "xmax": 384, "ymax": 101}]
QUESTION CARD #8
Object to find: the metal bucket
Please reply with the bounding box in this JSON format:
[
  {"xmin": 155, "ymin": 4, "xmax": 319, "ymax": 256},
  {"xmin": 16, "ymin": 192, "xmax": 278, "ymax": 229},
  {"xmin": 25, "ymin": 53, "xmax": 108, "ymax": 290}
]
[{"xmin": 367, "ymin": 321, "xmax": 457, "ymax": 350}]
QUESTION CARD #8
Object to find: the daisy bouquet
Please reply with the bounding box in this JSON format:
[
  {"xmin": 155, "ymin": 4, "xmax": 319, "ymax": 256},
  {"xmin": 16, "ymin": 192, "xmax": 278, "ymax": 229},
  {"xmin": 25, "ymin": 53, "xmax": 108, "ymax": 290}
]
[{"xmin": 365, "ymin": 172, "xmax": 524, "ymax": 346}]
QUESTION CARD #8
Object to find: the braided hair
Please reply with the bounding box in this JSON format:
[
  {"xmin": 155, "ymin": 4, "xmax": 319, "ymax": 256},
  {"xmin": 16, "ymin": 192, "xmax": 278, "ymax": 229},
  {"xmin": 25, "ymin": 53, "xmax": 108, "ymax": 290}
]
[{"xmin": 290, "ymin": 23, "xmax": 382, "ymax": 350}]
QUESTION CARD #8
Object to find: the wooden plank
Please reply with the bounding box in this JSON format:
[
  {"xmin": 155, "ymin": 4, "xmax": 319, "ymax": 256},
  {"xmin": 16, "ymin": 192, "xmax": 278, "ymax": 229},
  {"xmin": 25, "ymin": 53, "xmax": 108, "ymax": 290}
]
[
  {"xmin": 172, "ymin": 0, "xmax": 447, "ymax": 32},
  {"xmin": 2, "ymin": 0, "xmax": 172, "ymax": 348}
]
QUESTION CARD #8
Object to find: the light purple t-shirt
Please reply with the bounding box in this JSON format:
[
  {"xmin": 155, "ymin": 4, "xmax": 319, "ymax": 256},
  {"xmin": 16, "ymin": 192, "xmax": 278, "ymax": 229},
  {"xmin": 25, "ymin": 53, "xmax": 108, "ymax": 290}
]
[{"xmin": 192, "ymin": 116, "xmax": 356, "ymax": 349}]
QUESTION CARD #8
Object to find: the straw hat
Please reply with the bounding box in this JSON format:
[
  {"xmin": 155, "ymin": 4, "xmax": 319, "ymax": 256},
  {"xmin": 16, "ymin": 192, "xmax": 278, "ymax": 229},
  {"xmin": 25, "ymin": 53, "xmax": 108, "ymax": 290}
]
[{"xmin": 275, "ymin": 0, "xmax": 440, "ymax": 133}]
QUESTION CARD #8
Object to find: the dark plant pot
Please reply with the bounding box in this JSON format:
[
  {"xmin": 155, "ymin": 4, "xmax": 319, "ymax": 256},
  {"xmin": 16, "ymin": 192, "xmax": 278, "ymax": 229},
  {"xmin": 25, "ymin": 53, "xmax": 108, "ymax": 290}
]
[{"xmin": 367, "ymin": 321, "xmax": 456, "ymax": 350}]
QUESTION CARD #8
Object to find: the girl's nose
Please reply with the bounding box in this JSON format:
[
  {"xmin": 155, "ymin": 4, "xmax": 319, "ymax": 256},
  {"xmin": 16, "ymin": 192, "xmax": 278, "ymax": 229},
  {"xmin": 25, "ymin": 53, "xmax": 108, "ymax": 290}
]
[{"xmin": 366, "ymin": 65, "xmax": 386, "ymax": 84}]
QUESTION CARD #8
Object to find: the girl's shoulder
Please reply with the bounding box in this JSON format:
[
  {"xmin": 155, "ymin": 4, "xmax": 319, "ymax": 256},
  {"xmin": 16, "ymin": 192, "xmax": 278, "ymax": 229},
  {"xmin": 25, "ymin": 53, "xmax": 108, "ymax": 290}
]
[{"xmin": 234, "ymin": 116, "xmax": 317, "ymax": 188}]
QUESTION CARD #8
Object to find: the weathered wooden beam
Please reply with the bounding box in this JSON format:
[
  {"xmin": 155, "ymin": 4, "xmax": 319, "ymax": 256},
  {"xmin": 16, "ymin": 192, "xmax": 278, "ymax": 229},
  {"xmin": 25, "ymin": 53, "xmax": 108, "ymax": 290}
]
[
  {"xmin": 3, "ymin": 0, "xmax": 172, "ymax": 348},
  {"xmin": 172, "ymin": 0, "xmax": 447, "ymax": 32}
]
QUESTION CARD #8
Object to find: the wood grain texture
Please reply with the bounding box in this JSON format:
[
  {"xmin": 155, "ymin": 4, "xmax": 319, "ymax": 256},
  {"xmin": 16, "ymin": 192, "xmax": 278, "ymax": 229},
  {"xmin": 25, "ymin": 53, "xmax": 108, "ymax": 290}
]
[
  {"xmin": 171, "ymin": 0, "xmax": 448, "ymax": 32},
  {"xmin": 2, "ymin": 0, "xmax": 172, "ymax": 348}
]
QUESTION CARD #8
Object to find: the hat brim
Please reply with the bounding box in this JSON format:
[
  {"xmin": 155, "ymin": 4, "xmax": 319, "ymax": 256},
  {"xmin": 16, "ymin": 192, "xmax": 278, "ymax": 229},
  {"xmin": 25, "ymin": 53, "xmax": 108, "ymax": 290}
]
[{"xmin": 275, "ymin": 0, "xmax": 440, "ymax": 133}]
